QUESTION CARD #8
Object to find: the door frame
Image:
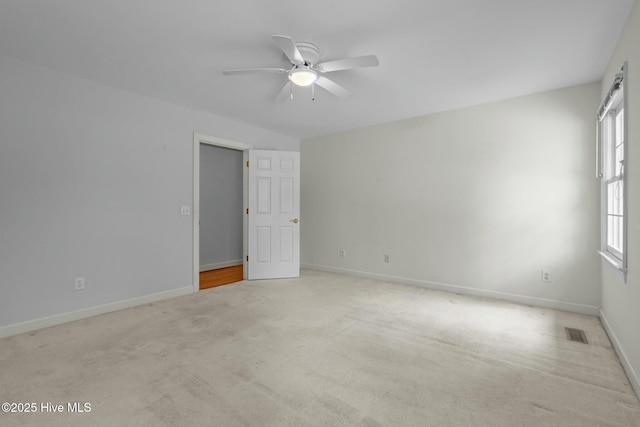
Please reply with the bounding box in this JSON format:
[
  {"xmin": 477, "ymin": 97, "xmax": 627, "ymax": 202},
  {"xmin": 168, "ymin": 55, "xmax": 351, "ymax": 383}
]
[{"xmin": 192, "ymin": 133, "xmax": 252, "ymax": 292}]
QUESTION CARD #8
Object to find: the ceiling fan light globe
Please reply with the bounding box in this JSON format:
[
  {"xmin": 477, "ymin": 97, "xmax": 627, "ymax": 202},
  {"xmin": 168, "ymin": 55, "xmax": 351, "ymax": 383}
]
[{"xmin": 289, "ymin": 69, "xmax": 317, "ymax": 87}]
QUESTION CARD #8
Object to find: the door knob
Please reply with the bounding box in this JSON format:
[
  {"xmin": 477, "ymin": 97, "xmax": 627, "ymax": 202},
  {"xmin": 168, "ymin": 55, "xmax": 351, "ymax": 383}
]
[{"xmin": 290, "ymin": 218, "xmax": 299, "ymax": 223}]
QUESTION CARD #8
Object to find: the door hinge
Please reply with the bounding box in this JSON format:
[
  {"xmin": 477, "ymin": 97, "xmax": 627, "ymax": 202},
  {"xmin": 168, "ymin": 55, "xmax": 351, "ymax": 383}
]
[
  {"xmin": 246, "ymin": 160, "xmax": 249, "ymax": 167},
  {"xmin": 246, "ymin": 255, "xmax": 248, "ymax": 261},
  {"xmin": 246, "ymin": 208, "xmax": 249, "ymax": 214}
]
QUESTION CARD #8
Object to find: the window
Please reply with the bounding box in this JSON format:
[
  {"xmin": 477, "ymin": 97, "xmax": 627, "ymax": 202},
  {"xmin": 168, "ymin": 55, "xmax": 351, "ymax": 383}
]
[
  {"xmin": 597, "ymin": 63, "xmax": 627, "ymax": 277},
  {"xmin": 603, "ymin": 103, "xmax": 624, "ymax": 259}
]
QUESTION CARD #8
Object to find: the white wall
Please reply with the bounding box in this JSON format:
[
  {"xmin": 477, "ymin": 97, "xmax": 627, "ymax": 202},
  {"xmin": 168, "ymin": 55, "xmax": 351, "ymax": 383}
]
[
  {"xmin": 0, "ymin": 56, "xmax": 298, "ymax": 329},
  {"xmin": 599, "ymin": 1, "xmax": 640, "ymax": 396},
  {"xmin": 302, "ymin": 82, "xmax": 601, "ymax": 313},
  {"xmin": 199, "ymin": 144, "xmax": 243, "ymax": 269}
]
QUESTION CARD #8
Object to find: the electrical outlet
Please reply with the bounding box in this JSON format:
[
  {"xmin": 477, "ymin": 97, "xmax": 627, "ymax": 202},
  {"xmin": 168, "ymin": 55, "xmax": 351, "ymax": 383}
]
[
  {"xmin": 339, "ymin": 249, "xmax": 346, "ymax": 258},
  {"xmin": 541, "ymin": 270, "xmax": 551, "ymax": 283},
  {"xmin": 180, "ymin": 206, "xmax": 191, "ymax": 216},
  {"xmin": 74, "ymin": 277, "xmax": 86, "ymax": 290},
  {"xmin": 384, "ymin": 254, "xmax": 390, "ymax": 263}
]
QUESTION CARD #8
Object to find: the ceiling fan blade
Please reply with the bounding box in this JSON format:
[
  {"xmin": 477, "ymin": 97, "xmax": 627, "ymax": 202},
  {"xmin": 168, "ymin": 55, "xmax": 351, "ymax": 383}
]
[
  {"xmin": 317, "ymin": 55, "xmax": 379, "ymax": 73},
  {"xmin": 274, "ymin": 82, "xmax": 292, "ymax": 103},
  {"xmin": 271, "ymin": 35, "xmax": 305, "ymax": 65},
  {"xmin": 222, "ymin": 68, "xmax": 287, "ymax": 75},
  {"xmin": 315, "ymin": 76, "xmax": 351, "ymax": 98}
]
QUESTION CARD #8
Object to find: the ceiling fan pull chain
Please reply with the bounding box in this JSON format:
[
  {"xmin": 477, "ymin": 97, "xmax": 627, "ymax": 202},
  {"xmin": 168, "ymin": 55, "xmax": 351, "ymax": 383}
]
[
  {"xmin": 311, "ymin": 83, "xmax": 315, "ymax": 101},
  {"xmin": 289, "ymin": 82, "xmax": 293, "ymax": 101}
]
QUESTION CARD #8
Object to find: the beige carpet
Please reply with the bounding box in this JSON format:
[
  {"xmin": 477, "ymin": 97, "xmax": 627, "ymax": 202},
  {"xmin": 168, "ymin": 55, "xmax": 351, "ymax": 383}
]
[{"xmin": 1, "ymin": 269, "xmax": 639, "ymax": 426}]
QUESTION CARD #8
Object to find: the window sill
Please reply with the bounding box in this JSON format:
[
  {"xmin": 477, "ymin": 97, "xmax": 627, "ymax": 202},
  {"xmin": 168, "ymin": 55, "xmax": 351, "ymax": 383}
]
[{"xmin": 598, "ymin": 251, "xmax": 628, "ymax": 281}]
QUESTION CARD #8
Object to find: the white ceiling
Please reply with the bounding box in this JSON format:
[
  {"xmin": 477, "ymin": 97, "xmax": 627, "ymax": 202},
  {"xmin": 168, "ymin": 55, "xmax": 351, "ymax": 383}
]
[{"xmin": 0, "ymin": 0, "xmax": 634, "ymax": 139}]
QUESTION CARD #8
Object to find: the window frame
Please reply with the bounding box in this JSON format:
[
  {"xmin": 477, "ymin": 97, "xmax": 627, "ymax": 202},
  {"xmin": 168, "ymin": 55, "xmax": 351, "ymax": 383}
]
[
  {"xmin": 597, "ymin": 62, "xmax": 628, "ymax": 280},
  {"xmin": 603, "ymin": 105, "xmax": 624, "ymax": 260}
]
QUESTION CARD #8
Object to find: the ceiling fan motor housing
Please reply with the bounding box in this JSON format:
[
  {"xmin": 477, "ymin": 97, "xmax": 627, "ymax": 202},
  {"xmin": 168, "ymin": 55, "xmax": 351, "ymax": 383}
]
[{"xmin": 294, "ymin": 41, "xmax": 320, "ymax": 65}]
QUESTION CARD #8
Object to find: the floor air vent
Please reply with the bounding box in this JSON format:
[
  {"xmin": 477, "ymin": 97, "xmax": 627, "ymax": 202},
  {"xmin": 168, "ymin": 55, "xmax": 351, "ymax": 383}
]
[{"xmin": 565, "ymin": 327, "xmax": 588, "ymax": 344}]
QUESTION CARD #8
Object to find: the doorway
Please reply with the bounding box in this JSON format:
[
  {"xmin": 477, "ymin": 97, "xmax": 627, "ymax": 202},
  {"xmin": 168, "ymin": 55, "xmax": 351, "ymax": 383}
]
[{"xmin": 192, "ymin": 133, "xmax": 252, "ymax": 292}]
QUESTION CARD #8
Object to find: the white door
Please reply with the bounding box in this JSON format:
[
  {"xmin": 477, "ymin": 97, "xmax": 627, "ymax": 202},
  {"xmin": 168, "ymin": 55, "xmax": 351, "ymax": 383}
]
[{"xmin": 247, "ymin": 150, "xmax": 300, "ymax": 279}]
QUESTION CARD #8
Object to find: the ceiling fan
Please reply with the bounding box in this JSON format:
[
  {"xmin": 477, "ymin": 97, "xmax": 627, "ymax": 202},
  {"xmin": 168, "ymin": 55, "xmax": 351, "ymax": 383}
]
[{"xmin": 222, "ymin": 35, "xmax": 379, "ymax": 102}]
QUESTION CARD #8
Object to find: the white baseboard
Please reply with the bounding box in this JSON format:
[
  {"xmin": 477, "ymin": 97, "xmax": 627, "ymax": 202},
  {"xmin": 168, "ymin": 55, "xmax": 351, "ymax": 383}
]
[
  {"xmin": 0, "ymin": 286, "xmax": 193, "ymax": 339},
  {"xmin": 302, "ymin": 263, "xmax": 600, "ymax": 316},
  {"xmin": 600, "ymin": 309, "xmax": 640, "ymax": 399},
  {"xmin": 200, "ymin": 260, "xmax": 243, "ymax": 272}
]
